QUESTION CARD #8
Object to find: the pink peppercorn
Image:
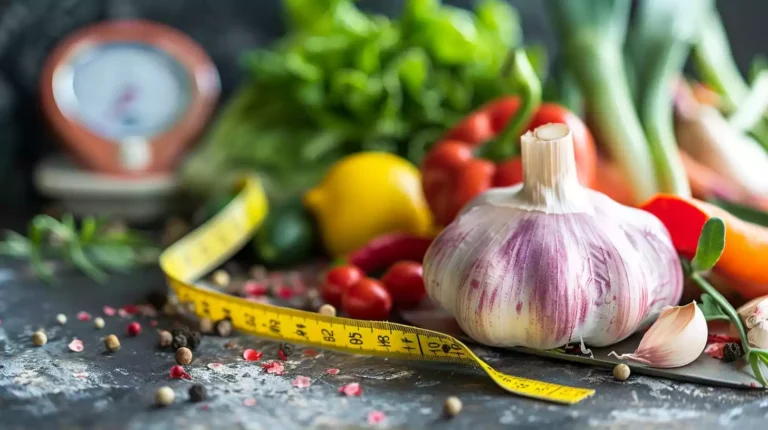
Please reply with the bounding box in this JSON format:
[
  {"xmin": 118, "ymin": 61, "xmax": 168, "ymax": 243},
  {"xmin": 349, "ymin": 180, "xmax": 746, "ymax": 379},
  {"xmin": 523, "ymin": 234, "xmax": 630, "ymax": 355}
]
[{"xmin": 126, "ymin": 322, "xmax": 141, "ymax": 337}]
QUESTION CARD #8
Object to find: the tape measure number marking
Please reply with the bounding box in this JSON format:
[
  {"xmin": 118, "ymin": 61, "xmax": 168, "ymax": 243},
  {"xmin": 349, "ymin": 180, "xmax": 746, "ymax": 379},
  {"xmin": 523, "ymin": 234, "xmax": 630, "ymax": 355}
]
[{"xmin": 161, "ymin": 177, "xmax": 595, "ymax": 405}]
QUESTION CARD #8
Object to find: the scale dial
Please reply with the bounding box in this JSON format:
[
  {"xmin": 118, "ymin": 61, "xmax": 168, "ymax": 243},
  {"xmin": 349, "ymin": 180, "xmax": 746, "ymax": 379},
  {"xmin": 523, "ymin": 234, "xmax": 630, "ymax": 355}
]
[{"xmin": 41, "ymin": 20, "xmax": 219, "ymax": 176}]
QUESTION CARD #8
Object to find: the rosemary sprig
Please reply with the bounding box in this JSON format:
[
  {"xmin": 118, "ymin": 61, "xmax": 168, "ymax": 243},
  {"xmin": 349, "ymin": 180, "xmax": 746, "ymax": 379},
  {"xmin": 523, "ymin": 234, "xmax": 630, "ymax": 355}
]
[
  {"xmin": 687, "ymin": 217, "xmax": 768, "ymax": 386},
  {"xmin": 0, "ymin": 214, "xmax": 159, "ymax": 284}
]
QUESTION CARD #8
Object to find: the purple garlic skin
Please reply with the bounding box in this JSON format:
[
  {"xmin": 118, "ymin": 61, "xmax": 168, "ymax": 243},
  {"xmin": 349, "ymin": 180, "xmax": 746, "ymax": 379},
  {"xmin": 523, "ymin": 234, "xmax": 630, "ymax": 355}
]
[
  {"xmin": 425, "ymin": 122, "xmax": 685, "ymax": 350},
  {"xmin": 424, "ymin": 191, "xmax": 682, "ymax": 349}
]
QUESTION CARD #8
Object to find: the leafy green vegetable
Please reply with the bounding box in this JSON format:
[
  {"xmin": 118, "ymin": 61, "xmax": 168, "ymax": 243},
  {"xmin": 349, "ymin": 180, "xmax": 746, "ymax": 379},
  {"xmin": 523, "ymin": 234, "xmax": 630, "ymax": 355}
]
[
  {"xmin": 181, "ymin": 0, "xmax": 524, "ymax": 199},
  {"xmin": 0, "ymin": 215, "xmax": 159, "ymax": 284},
  {"xmin": 690, "ymin": 217, "xmax": 725, "ymax": 272}
]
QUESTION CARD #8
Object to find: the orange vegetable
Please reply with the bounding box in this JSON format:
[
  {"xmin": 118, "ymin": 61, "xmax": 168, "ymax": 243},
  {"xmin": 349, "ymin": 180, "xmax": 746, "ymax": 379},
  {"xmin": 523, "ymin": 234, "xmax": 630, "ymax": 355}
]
[{"xmin": 641, "ymin": 194, "xmax": 768, "ymax": 299}]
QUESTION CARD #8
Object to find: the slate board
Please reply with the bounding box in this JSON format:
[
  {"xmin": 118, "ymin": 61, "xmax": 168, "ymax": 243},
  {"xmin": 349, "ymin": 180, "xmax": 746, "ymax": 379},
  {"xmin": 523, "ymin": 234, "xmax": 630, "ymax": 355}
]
[{"xmin": 401, "ymin": 305, "xmax": 763, "ymax": 390}]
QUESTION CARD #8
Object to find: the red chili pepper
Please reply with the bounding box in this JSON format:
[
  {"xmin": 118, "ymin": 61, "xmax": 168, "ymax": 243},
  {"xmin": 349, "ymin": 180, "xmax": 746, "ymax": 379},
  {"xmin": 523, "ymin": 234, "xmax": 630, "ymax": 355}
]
[
  {"xmin": 347, "ymin": 233, "xmax": 433, "ymax": 274},
  {"xmin": 421, "ymin": 51, "xmax": 597, "ymax": 227}
]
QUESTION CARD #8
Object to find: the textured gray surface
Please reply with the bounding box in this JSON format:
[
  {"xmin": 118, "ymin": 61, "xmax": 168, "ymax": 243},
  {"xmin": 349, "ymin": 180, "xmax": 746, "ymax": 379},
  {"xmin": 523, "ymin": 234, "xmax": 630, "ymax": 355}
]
[{"xmin": 1, "ymin": 259, "xmax": 768, "ymax": 430}]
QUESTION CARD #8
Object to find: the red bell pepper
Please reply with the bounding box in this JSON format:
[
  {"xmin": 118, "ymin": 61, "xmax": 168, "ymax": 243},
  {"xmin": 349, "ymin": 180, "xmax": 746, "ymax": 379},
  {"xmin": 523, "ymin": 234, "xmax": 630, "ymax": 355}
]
[{"xmin": 421, "ymin": 50, "xmax": 597, "ymax": 226}]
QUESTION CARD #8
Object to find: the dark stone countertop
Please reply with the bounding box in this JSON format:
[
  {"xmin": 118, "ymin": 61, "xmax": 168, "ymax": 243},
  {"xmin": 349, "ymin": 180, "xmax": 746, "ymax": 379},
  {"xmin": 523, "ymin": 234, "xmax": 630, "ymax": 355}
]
[{"xmin": 1, "ymin": 259, "xmax": 768, "ymax": 430}]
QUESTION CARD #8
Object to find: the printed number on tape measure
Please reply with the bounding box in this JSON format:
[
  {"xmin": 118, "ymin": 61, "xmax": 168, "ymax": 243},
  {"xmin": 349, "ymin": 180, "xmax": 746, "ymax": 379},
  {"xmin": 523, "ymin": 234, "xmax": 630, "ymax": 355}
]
[{"xmin": 160, "ymin": 177, "xmax": 595, "ymax": 405}]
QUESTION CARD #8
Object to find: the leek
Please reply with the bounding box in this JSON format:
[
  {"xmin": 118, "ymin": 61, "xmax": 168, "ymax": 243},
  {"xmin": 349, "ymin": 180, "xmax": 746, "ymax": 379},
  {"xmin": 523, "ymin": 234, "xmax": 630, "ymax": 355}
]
[{"xmin": 546, "ymin": 0, "xmax": 657, "ymax": 203}]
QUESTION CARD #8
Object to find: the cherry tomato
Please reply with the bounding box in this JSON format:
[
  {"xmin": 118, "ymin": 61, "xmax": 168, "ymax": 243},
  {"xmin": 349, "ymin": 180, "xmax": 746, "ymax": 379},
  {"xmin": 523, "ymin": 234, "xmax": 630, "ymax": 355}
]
[
  {"xmin": 342, "ymin": 278, "xmax": 392, "ymax": 320},
  {"xmin": 381, "ymin": 261, "xmax": 426, "ymax": 309},
  {"xmin": 321, "ymin": 265, "xmax": 364, "ymax": 307}
]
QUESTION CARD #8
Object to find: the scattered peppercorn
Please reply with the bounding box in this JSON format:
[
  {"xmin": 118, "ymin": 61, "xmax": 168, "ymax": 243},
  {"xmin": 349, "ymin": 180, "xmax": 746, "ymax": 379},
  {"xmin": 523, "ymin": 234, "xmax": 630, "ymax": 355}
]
[
  {"xmin": 126, "ymin": 322, "xmax": 141, "ymax": 337},
  {"xmin": 278, "ymin": 342, "xmax": 294, "ymax": 360},
  {"xmin": 172, "ymin": 334, "xmax": 188, "ymax": 350},
  {"xmin": 613, "ymin": 363, "xmax": 631, "ymax": 381},
  {"xmin": 32, "ymin": 331, "xmax": 47, "ymax": 346},
  {"xmin": 186, "ymin": 331, "xmax": 201, "ymax": 350},
  {"xmin": 94, "ymin": 317, "xmax": 105, "ymax": 329},
  {"xmin": 56, "ymin": 313, "xmax": 67, "ymax": 325},
  {"xmin": 189, "ymin": 384, "xmax": 207, "ymax": 402},
  {"xmin": 156, "ymin": 386, "xmax": 175, "ymax": 407},
  {"xmin": 723, "ymin": 342, "xmax": 744, "ymax": 363},
  {"xmin": 158, "ymin": 330, "xmax": 173, "ymax": 348},
  {"xmin": 199, "ymin": 318, "xmax": 213, "ymax": 334},
  {"xmin": 162, "ymin": 302, "xmax": 179, "ymax": 316},
  {"xmin": 224, "ymin": 340, "xmax": 238, "ymax": 349},
  {"xmin": 212, "ymin": 270, "xmax": 231, "ymax": 287},
  {"xmin": 215, "ymin": 319, "xmax": 232, "ymax": 337},
  {"xmin": 318, "ymin": 304, "xmax": 337, "ymax": 317},
  {"xmin": 176, "ymin": 347, "xmax": 193, "ymax": 365},
  {"xmin": 443, "ymin": 396, "xmax": 462, "ymax": 418},
  {"xmin": 104, "ymin": 334, "xmax": 121, "ymax": 352}
]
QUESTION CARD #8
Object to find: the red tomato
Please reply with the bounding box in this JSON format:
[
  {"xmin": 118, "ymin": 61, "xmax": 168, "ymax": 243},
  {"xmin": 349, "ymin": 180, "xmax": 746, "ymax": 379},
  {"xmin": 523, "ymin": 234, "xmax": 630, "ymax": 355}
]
[
  {"xmin": 342, "ymin": 278, "xmax": 392, "ymax": 320},
  {"xmin": 381, "ymin": 262, "xmax": 426, "ymax": 309},
  {"xmin": 321, "ymin": 265, "xmax": 364, "ymax": 307}
]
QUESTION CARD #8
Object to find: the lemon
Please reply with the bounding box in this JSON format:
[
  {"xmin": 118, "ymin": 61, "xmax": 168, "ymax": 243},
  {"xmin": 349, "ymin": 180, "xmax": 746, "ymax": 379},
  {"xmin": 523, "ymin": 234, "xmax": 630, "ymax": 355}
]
[{"xmin": 304, "ymin": 152, "xmax": 433, "ymax": 258}]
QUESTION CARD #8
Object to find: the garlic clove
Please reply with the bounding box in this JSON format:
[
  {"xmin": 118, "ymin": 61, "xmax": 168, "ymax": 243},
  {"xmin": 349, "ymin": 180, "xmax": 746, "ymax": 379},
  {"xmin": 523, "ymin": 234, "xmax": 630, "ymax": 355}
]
[
  {"xmin": 609, "ymin": 302, "xmax": 707, "ymax": 368},
  {"xmin": 737, "ymin": 296, "xmax": 768, "ymax": 329},
  {"xmin": 747, "ymin": 320, "xmax": 768, "ymax": 349}
]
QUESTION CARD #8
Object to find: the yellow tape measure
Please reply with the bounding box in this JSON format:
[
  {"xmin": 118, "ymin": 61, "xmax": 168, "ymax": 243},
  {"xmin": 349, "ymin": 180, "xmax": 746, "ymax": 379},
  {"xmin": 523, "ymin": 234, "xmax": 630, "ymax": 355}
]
[{"xmin": 160, "ymin": 177, "xmax": 595, "ymax": 405}]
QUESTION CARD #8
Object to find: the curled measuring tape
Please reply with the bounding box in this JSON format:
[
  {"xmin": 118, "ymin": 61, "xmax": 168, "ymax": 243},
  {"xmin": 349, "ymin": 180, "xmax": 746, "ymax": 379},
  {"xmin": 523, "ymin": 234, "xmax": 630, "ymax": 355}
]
[{"xmin": 160, "ymin": 177, "xmax": 595, "ymax": 405}]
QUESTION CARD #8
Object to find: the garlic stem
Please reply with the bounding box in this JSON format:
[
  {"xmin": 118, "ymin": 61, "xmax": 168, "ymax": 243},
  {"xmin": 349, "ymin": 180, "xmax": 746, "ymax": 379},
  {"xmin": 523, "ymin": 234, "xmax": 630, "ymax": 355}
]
[{"xmin": 520, "ymin": 123, "xmax": 590, "ymax": 213}]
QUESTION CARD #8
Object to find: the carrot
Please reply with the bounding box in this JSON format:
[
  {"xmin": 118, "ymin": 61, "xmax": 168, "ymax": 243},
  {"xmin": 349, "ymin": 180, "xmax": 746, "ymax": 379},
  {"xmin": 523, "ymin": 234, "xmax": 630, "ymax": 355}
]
[{"xmin": 642, "ymin": 194, "xmax": 768, "ymax": 299}]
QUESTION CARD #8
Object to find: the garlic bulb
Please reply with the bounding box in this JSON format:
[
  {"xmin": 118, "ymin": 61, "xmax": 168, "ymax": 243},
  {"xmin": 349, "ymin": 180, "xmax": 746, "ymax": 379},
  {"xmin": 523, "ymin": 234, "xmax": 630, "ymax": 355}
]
[
  {"xmin": 610, "ymin": 302, "xmax": 707, "ymax": 368},
  {"xmin": 424, "ymin": 123, "xmax": 683, "ymax": 349},
  {"xmin": 738, "ymin": 296, "xmax": 768, "ymax": 348}
]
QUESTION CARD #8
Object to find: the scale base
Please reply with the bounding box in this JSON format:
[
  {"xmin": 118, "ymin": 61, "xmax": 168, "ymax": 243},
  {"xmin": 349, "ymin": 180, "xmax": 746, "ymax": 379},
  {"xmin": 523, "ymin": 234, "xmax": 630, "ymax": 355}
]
[{"xmin": 34, "ymin": 155, "xmax": 180, "ymax": 223}]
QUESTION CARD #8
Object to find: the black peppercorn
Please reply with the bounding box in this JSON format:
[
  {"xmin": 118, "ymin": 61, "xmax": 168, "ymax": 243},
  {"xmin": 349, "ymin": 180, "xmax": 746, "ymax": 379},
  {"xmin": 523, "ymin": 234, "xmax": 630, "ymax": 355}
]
[
  {"xmin": 172, "ymin": 334, "xmax": 188, "ymax": 350},
  {"xmin": 186, "ymin": 331, "xmax": 201, "ymax": 350},
  {"xmin": 279, "ymin": 342, "xmax": 294, "ymax": 358},
  {"xmin": 189, "ymin": 384, "xmax": 207, "ymax": 402},
  {"xmin": 723, "ymin": 342, "xmax": 744, "ymax": 363}
]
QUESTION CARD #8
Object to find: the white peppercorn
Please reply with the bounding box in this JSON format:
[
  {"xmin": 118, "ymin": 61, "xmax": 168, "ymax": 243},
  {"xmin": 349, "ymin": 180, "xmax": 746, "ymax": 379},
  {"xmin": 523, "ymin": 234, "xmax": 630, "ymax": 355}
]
[
  {"xmin": 32, "ymin": 331, "xmax": 47, "ymax": 346},
  {"xmin": 55, "ymin": 313, "xmax": 67, "ymax": 325},
  {"xmin": 199, "ymin": 318, "xmax": 213, "ymax": 334},
  {"xmin": 158, "ymin": 330, "xmax": 173, "ymax": 348},
  {"xmin": 613, "ymin": 363, "xmax": 631, "ymax": 381},
  {"xmin": 94, "ymin": 317, "xmax": 105, "ymax": 329},
  {"xmin": 443, "ymin": 396, "xmax": 462, "ymax": 418},
  {"xmin": 212, "ymin": 270, "xmax": 230, "ymax": 287},
  {"xmin": 318, "ymin": 304, "xmax": 337, "ymax": 317},
  {"xmin": 156, "ymin": 386, "xmax": 175, "ymax": 406}
]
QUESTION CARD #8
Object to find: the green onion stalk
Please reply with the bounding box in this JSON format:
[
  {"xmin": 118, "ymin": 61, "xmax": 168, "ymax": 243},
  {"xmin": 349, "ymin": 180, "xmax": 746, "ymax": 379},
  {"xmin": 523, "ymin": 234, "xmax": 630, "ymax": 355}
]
[
  {"xmin": 546, "ymin": 0, "xmax": 658, "ymax": 203},
  {"xmin": 693, "ymin": 7, "xmax": 768, "ymax": 152}
]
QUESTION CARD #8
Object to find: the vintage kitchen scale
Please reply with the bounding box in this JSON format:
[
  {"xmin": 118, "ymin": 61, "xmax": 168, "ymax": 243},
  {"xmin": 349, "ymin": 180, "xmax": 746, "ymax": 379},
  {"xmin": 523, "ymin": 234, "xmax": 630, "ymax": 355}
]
[{"xmin": 37, "ymin": 20, "xmax": 220, "ymax": 222}]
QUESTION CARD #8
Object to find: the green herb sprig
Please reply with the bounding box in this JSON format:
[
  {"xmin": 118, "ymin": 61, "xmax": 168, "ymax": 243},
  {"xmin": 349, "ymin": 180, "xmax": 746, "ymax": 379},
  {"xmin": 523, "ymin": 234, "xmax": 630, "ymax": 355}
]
[
  {"xmin": 687, "ymin": 216, "xmax": 768, "ymax": 386},
  {"xmin": 0, "ymin": 214, "xmax": 159, "ymax": 284}
]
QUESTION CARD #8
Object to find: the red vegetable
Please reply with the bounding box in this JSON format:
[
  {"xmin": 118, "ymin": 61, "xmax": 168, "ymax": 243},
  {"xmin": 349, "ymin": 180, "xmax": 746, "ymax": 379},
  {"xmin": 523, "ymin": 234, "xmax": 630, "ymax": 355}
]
[
  {"xmin": 321, "ymin": 265, "xmax": 364, "ymax": 307},
  {"xmin": 422, "ymin": 98, "xmax": 597, "ymax": 226},
  {"xmin": 381, "ymin": 262, "xmax": 426, "ymax": 309},
  {"xmin": 342, "ymin": 278, "xmax": 392, "ymax": 321},
  {"xmin": 347, "ymin": 233, "xmax": 433, "ymax": 274}
]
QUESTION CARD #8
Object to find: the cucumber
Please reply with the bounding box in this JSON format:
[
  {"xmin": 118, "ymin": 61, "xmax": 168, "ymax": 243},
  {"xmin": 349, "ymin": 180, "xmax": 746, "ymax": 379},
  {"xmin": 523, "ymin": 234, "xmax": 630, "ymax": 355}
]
[{"xmin": 252, "ymin": 199, "xmax": 317, "ymax": 267}]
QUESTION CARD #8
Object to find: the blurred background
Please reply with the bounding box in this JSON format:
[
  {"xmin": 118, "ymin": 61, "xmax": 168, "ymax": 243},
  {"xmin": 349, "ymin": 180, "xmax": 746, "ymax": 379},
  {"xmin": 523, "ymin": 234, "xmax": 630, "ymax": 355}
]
[{"xmin": 0, "ymin": 0, "xmax": 762, "ymax": 214}]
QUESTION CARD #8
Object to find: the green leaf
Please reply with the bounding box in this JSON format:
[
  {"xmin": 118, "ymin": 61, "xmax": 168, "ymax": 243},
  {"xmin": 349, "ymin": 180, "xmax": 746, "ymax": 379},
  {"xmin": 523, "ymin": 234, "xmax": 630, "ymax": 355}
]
[
  {"xmin": 474, "ymin": 0, "xmax": 521, "ymax": 48},
  {"xmin": 422, "ymin": 8, "xmax": 479, "ymax": 65},
  {"xmin": 698, "ymin": 293, "xmax": 729, "ymax": 321},
  {"xmin": 394, "ymin": 48, "xmax": 430, "ymax": 98},
  {"xmin": 691, "ymin": 217, "xmax": 726, "ymax": 272}
]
